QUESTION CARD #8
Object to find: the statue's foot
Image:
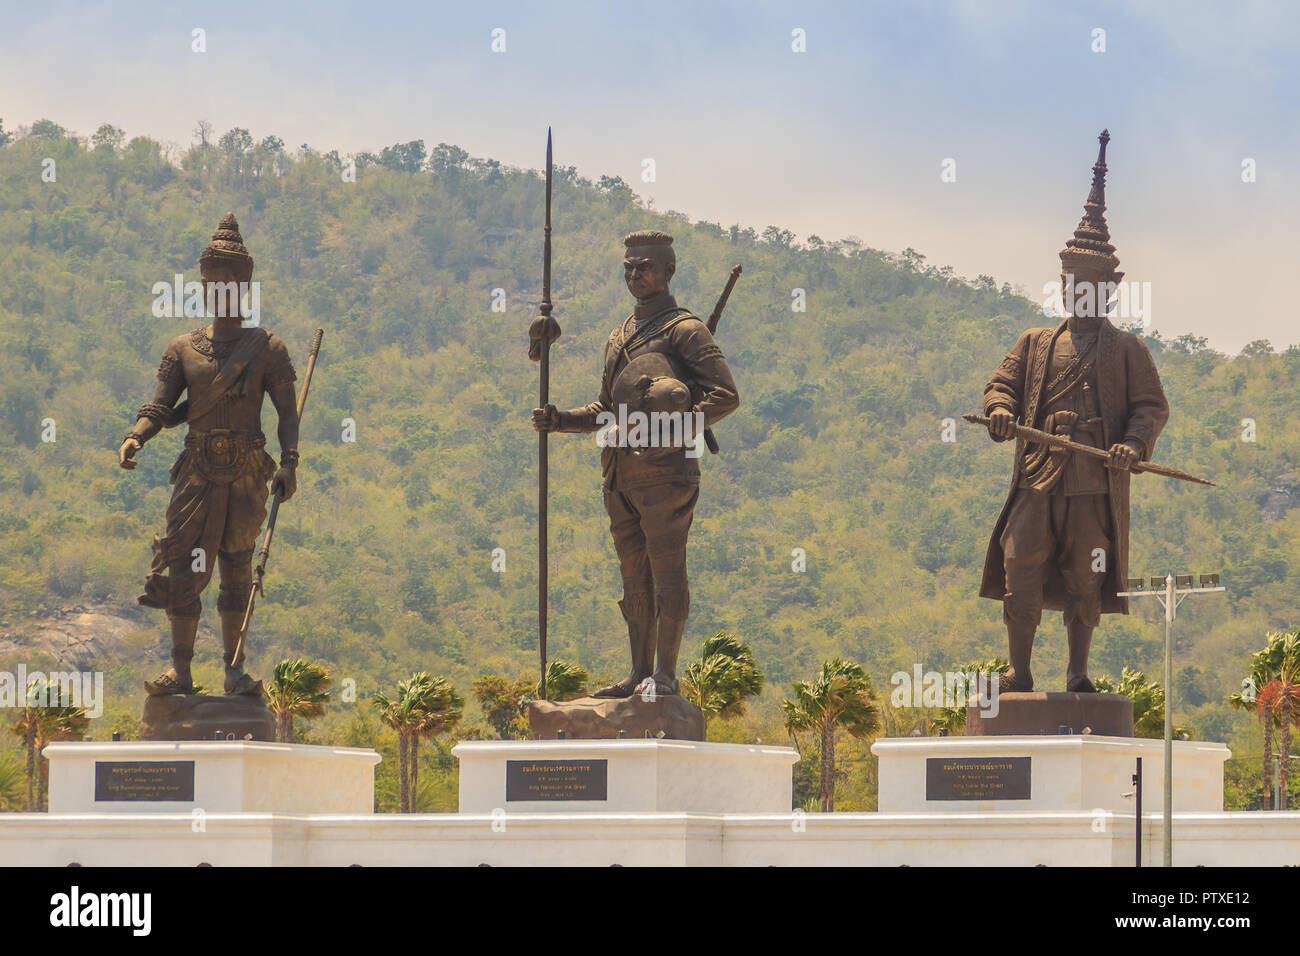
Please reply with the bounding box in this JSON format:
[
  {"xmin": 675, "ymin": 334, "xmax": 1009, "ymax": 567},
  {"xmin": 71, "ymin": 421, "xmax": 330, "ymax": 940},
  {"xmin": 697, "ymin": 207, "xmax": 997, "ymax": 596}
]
[
  {"xmin": 145, "ymin": 669, "xmax": 193, "ymax": 696},
  {"xmin": 647, "ymin": 672, "xmax": 679, "ymax": 696},
  {"xmin": 591, "ymin": 671, "xmax": 651, "ymax": 698},
  {"xmin": 998, "ymin": 670, "xmax": 1033, "ymax": 693},
  {"xmin": 224, "ymin": 666, "xmax": 263, "ymax": 697},
  {"xmin": 1066, "ymin": 674, "xmax": 1096, "ymax": 693}
]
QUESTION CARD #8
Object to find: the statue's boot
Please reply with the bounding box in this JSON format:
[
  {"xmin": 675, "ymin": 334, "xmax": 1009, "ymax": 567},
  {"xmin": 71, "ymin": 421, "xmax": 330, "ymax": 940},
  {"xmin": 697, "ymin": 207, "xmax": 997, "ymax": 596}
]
[
  {"xmin": 145, "ymin": 616, "xmax": 197, "ymax": 696},
  {"xmin": 220, "ymin": 611, "xmax": 263, "ymax": 697},
  {"xmin": 648, "ymin": 615, "xmax": 686, "ymax": 696},
  {"xmin": 998, "ymin": 619, "xmax": 1036, "ymax": 693},
  {"xmin": 592, "ymin": 617, "xmax": 655, "ymax": 698},
  {"xmin": 1065, "ymin": 620, "xmax": 1096, "ymax": 693}
]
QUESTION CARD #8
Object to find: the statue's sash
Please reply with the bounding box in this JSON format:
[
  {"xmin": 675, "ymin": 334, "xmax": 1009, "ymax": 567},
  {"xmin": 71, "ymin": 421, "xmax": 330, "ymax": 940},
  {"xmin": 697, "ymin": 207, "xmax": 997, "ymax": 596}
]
[{"xmin": 163, "ymin": 328, "xmax": 271, "ymax": 428}]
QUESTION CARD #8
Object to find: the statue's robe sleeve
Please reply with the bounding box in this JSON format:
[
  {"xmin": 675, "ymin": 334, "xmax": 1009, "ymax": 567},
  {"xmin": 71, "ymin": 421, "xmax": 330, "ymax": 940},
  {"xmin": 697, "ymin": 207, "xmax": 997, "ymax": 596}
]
[{"xmin": 983, "ymin": 329, "xmax": 1032, "ymax": 420}]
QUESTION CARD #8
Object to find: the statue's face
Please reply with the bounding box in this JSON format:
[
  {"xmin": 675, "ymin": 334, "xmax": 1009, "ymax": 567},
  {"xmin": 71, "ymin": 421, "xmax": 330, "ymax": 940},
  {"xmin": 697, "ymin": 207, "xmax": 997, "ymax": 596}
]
[
  {"xmin": 624, "ymin": 251, "xmax": 673, "ymax": 300},
  {"xmin": 201, "ymin": 262, "xmax": 245, "ymax": 319},
  {"xmin": 1060, "ymin": 269, "xmax": 1116, "ymax": 319}
]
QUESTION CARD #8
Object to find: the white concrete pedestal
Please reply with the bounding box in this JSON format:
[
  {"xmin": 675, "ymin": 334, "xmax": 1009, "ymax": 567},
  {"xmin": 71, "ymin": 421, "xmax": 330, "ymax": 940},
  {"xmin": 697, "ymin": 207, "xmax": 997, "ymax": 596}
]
[
  {"xmin": 453, "ymin": 739, "xmax": 798, "ymax": 814},
  {"xmin": 872, "ymin": 735, "xmax": 1230, "ymax": 813},
  {"xmin": 45, "ymin": 741, "xmax": 381, "ymax": 815}
]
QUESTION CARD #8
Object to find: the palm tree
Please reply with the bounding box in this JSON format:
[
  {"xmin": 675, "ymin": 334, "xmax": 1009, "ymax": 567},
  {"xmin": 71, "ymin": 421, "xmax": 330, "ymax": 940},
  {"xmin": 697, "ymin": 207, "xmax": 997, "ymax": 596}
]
[
  {"xmin": 1254, "ymin": 632, "xmax": 1300, "ymax": 808},
  {"xmin": 536, "ymin": 660, "xmax": 588, "ymax": 702},
  {"xmin": 374, "ymin": 673, "xmax": 463, "ymax": 812},
  {"xmin": 266, "ymin": 658, "xmax": 332, "ymax": 743},
  {"xmin": 408, "ymin": 676, "xmax": 463, "ymax": 811},
  {"xmin": 1228, "ymin": 634, "xmax": 1285, "ymax": 809},
  {"xmin": 681, "ymin": 632, "xmax": 764, "ymax": 728},
  {"xmin": 8, "ymin": 679, "xmax": 90, "ymax": 811},
  {"xmin": 782, "ymin": 658, "xmax": 880, "ymax": 811}
]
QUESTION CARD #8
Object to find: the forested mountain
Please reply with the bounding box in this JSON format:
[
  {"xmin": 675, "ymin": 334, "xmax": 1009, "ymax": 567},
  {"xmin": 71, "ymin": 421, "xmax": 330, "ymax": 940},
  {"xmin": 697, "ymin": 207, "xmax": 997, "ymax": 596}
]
[{"xmin": 0, "ymin": 119, "xmax": 1294, "ymax": 808}]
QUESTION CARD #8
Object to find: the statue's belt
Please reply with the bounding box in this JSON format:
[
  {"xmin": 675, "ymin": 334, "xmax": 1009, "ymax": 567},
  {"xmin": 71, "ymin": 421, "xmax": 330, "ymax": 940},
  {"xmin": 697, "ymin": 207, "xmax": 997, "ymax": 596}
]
[{"xmin": 183, "ymin": 429, "xmax": 266, "ymax": 484}]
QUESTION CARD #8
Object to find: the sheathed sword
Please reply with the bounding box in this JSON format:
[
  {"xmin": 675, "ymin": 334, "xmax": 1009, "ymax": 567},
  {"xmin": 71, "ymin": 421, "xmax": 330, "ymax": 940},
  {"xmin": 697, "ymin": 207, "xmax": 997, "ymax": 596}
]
[
  {"xmin": 235, "ymin": 328, "xmax": 325, "ymax": 662},
  {"xmin": 962, "ymin": 413, "xmax": 1214, "ymax": 486}
]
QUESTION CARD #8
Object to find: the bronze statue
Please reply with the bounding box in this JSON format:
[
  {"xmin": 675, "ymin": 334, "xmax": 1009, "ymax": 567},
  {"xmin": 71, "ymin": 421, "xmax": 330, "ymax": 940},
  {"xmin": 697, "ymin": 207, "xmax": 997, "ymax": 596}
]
[
  {"xmin": 119, "ymin": 213, "xmax": 299, "ymax": 697},
  {"xmin": 979, "ymin": 131, "xmax": 1169, "ymax": 693},
  {"xmin": 531, "ymin": 230, "xmax": 739, "ymax": 696}
]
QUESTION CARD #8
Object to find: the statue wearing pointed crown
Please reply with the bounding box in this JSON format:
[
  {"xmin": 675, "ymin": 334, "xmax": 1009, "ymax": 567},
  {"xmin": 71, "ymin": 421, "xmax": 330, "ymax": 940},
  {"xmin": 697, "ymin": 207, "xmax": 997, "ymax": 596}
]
[
  {"xmin": 119, "ymin": 214, "xmax": 299, "ymax": 699},
  {"xmin": 978, "ymin": 131, "xmax": 1170, "ymax": 693}
]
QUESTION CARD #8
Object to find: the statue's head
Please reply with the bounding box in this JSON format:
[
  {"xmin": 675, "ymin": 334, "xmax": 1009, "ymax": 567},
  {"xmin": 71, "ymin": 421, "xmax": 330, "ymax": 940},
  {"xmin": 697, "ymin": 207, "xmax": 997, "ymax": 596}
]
[
  {"xmin": 1059, "ymin": 131, "xmax": 1123, "ymax": 320},
  {"xmin": 623, "ymin": 230, "xmax": 675, "ymax": 301}
]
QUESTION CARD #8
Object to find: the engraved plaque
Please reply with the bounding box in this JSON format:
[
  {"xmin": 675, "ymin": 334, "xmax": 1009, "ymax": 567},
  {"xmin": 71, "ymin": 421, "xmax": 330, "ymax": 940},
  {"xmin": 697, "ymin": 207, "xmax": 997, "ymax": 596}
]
[
  {"xmin": 925, "ymin": 756, "xmax": 1030, "ymax": 800},
  {"xmin": 94, "ymin": 761, "xmax": 195, "ymax": 802},
  {"xmin": 505, "ymin": 759, "xmax": 608, "ymax": 802}
]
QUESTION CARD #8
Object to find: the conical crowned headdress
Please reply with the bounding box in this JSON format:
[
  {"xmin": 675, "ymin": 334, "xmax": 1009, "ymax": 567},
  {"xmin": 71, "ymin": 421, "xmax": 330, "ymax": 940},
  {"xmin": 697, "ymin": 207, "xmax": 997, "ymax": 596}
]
[
  {"xmin": 199, "ymin": 212, "xmax": 254, "ymax": 278},
  {"xmin": 1059, "ymin": 130, "xmax": 1122, "ymax": 282}
]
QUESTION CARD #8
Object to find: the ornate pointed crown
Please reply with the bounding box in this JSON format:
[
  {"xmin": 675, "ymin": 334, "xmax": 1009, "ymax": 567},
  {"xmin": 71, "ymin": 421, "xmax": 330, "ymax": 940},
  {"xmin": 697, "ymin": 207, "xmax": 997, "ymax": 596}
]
[
  {"xmin": 199, "ymin": 212, "xmax": 254, "ymax": 277},
  {"xmin": 1059, "ymin": 130, "xmax": 1121, "ymax": 281}
]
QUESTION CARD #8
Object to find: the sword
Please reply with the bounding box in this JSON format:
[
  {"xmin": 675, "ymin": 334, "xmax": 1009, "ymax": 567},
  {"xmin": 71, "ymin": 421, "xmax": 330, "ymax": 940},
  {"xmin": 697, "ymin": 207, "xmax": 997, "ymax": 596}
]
[
  {"xmin": 962, "ymin": 413, "xmax": 1214, "ymax": 486},
  {"xmin": 235, "ymin": 328, "xmax": 325, "ymax": 663}
]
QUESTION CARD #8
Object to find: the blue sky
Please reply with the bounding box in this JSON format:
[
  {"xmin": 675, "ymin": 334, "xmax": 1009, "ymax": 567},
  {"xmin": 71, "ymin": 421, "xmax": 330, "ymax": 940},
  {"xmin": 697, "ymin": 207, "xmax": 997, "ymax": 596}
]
[{"xmin": 3, "ymin": 0, "xmax": 1296, "ymax": 350}]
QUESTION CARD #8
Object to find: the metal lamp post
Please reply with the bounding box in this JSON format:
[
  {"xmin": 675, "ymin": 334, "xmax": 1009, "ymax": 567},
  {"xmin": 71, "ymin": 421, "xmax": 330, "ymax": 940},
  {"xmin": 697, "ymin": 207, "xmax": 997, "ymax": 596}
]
[{"xmin": 1116, "ymin": 572, "xmax": 1225, "ymax": 867}]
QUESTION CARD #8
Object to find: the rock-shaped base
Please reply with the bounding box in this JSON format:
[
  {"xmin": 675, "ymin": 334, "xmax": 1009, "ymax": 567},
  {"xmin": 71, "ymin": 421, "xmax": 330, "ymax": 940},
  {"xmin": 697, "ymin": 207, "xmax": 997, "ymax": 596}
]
[
  {"xmin": 965, "ymin": 691, "xmax": 1133, "ymax": 737},
  {"xmin": 527, "ymin": 694, "xmax": 706, "ymax": 741},
  {"xmin": 139, "ymin": 693, "xmax": 276, "ymax": 741}
]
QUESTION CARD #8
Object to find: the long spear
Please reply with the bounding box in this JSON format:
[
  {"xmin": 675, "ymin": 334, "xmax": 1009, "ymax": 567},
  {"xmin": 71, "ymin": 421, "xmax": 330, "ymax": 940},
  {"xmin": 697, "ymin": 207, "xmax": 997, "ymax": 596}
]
[
  {"xmin": 962, "ymin": 413, "xmax": 1214, "ymax": 486},
  {"xmin": 537, "ymin": 130, "xmax": 555, "ymax": 700},
  {"xmin": 235, "ymin": 328, "xmax": 325, "ymax": 663}
]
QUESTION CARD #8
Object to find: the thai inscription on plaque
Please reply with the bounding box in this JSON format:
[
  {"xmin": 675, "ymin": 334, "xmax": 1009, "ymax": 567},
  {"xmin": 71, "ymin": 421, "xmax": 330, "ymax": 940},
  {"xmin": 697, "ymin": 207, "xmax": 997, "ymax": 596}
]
[
  {"xmin": 925, "ymin": 756, "xmax": 1031, "ymax": 801},
  {"xmin": 94, "ymin": 760, "xmax": 196, "ymax": 802},
  {"xmin": 505, "ymin": 759, "xmax": 608, "ymax": 802}
]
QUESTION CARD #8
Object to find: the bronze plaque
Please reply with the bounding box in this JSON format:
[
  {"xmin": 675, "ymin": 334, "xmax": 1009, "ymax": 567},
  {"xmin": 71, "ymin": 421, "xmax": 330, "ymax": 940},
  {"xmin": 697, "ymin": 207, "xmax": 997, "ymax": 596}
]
[
  {"xmin": 94, "ymin": 761, "xmax": 195, "ymax": 802},
  {"xmin": 506, "ymin": 759, "xmax": 608, "ymax": 802},
  {"xmin": 925, "ymin": 756, "xmax": 1030, "ymax": 800}
]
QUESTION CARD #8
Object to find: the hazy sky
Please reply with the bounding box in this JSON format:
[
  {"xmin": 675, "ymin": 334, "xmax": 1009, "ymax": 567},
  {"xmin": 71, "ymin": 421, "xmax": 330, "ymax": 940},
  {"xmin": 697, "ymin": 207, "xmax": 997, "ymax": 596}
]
[{"xmin": 3, "ymin": 0, "xmax": 1296, "ymax": 352}]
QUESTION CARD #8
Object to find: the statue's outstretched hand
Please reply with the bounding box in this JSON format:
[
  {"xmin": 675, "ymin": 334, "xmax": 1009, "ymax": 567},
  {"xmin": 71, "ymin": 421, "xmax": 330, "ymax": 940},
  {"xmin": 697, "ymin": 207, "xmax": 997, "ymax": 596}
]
[{"xmin": 118, "ymin": 437, "xmax": 141, "ymax": 470}]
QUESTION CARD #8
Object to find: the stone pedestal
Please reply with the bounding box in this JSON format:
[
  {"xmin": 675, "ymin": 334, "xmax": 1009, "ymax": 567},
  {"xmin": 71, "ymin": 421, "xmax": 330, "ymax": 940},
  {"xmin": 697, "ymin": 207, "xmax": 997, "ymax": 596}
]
[
  {"xmin": 139, "ymin": 693, "xmax": 275, "ymax": 741},
  {"xmin": 872, "ymin": 735, "xmax": 1230, "ymax": 813},
  {"xmin": 45, "ymin": 741, "xmax": 381, "ymax": 814},
  {"xmin": 527, "ymin": 694, "xmax": 705, "ymax": 740},
  {"xmin": 965, "ymin": 691, "xmax": 1133, "ymax": 736},
  {"xmin": 454, "ymin": 739, "xmax": 798, "ymax": 813}
]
